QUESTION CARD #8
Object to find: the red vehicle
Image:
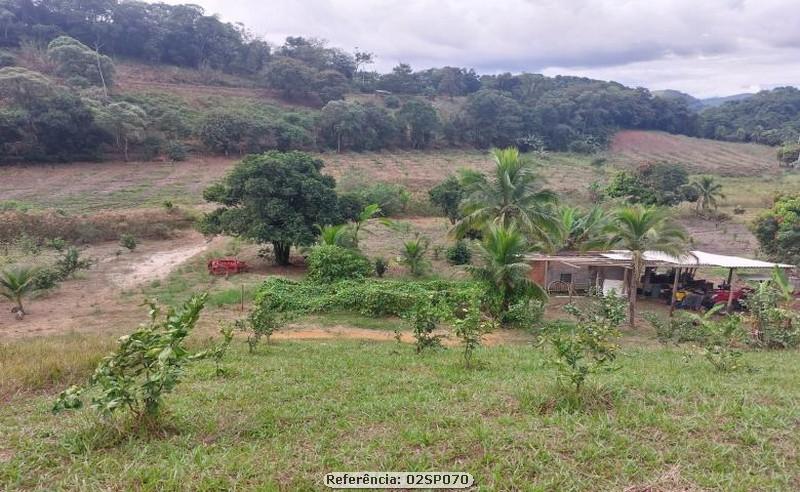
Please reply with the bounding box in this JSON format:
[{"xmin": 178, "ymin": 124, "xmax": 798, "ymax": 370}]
[
  {"xmin": 709, "ymin": 287, "xmax": 752, "ymax": 309},
  {"xmin": 207, "ymin": 258, "xmax": 248, "ymax": 276}
]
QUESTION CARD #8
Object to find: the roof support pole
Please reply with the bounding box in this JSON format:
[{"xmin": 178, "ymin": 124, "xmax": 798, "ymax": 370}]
[
  {"xmin": 669, "ymin": 267, "xmax": 682, "ymax": 317},
  {"xmin": 726, "ymin": 268, "xmax": 737, "ymax": 313}
]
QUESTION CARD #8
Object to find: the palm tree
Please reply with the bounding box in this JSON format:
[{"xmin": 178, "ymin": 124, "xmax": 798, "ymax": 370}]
[
  {"xmin": 0, "ymin": 266, "xmax": 39, "ymax": 318},
  {"xmin": 454, "ymin": 147, "xmax": 558, "ymax": 245},
  {"xmin": 398, "ymin": 236, "xmax": 430, "ymax": 277},
  {"xmin": 317, "ymin": 224, "xmax": 352, "ymax": 247},
  {"xmin": 691, "ymin": 176, "xmax": 725, "ymax": 213},
  {"xmin": 607, "ymin": 205, "xmax": 688, "ymax": 328},
  {"xmin": 550, "ymin": 205, "xmax": 610, "ymax": 253},
  {"xmin": 352, "ymin": 203, "xmax": 381, "ymax": 247},
  {"xmin": 468, "ymin": 223, "xmax": 547, "ymax": 317}
]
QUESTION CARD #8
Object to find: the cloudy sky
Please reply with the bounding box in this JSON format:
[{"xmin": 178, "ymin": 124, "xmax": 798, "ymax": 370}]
[{"xmin": 165, "ymin": 0, "xmax": 800, "ymax": 98}]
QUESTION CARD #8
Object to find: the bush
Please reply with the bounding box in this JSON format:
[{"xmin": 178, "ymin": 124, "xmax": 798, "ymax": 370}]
[
  {"xmin": 53, "ymin": 295, "xmax": 212, "ymax": 426},
  {"xmin": 374, "ymin": 257, "xmax": 389, "ymax": 277},
  {"xmin": 501, "ymin": 299, "xmax": 545, "ymax": 328},
  {"xmin": 119, "ymin": 233, "xmax": 137, "ymax": 251},
  {"xmin": 384, "ymin": 95, "xmax": 401, "ymax": 109},
  {"xmin": 307, "ymin": 244, "xmax": 373, "ymax": 282},
  {"xmin": 32, "ymin": 268, "xmax": 61, "ymax": 290},
  {"xmin": 445, "ymin": 240, "xmax": 471, "ymax": 265},
  {"xmin": 55, "ymin": 247, "xmax": 92, "ymax": 278}
]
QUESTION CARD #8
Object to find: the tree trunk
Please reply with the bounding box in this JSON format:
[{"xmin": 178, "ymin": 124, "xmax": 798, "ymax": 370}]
[{"xmin": 272, "ymin": 241, "xmax": 291, "ymax": 266}]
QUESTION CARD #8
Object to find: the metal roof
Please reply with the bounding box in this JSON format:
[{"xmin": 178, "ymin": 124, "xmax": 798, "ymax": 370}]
[
  {"xmin": 526, "ymin": 250, "xmax": 795, "ymax": 270},
  {"xmin": 599, "ymin": 250, "xmax": 795, "ymax": 269}
]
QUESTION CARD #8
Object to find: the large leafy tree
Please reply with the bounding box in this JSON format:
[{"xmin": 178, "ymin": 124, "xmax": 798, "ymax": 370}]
[
  {"xmin": 469, "ymin": 222, "xmax": 546, "ymax": 317},
  {"xmin": 607, "ymin": 205, "xmax": 688, "ymax": 327},
  {"xmin": 454, "ymin": 147, "xmax": 558, "ymax": 245},
  {"xmin": 201, "ymin": 151, "xmax": 340, "ymax": 265},
  {"xmin": 691, "ymin": 176, "xmax": 725, "ymax": 213},
  {"xmin": 396, "ymin": 99, "xmax": 439, "ymax": 149}
]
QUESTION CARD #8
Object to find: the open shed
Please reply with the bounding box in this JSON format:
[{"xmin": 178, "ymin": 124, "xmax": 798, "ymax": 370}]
[{"xmin": 526, "ymin": 250, "xmax": 797, "ymax": 314}]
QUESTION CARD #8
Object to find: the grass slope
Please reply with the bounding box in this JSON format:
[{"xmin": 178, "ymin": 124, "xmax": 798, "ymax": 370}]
[{"xmin": 1, "ymin": 340, "xmax": 799, "ymax": 490}]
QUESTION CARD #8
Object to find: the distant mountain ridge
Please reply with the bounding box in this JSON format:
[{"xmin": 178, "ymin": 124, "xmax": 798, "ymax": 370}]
[{"xmin": 652, "ymin": 90, "xmax": 754, "ymax": 111}]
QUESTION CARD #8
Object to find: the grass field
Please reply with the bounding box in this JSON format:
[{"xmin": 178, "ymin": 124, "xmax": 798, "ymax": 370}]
[{"xmin": 2, "ymin": 337, "xmax": 799, "ymax": 491}]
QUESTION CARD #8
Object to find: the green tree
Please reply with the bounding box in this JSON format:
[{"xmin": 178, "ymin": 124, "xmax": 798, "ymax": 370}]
[
  {"xmin": 263, "ymin": 57, "xmax": 316, "ymax": 100},
  {"xmin": 454, "ymin": 147, "xmax": 558, "ymax": 245},
  {"xmin": 550, "ymin": 206, "xmax": 610, "ymax": 253},
  {"xmin": 691, "ymin": 176, "xmax": 726, "ymax": 213},
  {"xmin": 396, "ymin": 99, "xmax": 439, "ymax": 148},
  {"xmin": 607, "ymin": 205, "xmax": 688, "ymax": 327},
  {"xmin": 428, "ymin": 175, "xmax": 464, "ymax": 224},
  {"xmin": 201, "ymin": 151, "xmax": 340, "ymax": 266},
  {"xmin": 352, "ymin": 203, "xmax": 381, "ymax": 247},
  {"xmin": 0, "ymin": 265, "xmax": 38, "ymax": 318},
  {"xmin": 47, "ymin": 36, "xmax": 114, "ymax": 90},
  {"xmin": 468, "ymin": 223, "xmax": 546, "ymax": 318},
  {"xmin": 752, "ymin": 194, "xmax": 800, "ymax": 264},
  {"xmin": 90, "ymin": 100, "xmax": 147, "ymax": 161}
]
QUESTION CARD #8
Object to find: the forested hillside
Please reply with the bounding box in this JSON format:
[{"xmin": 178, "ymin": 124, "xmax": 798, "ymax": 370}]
[{"xmin": 0, "ymin": 0, "xmax": 797, "ymax": 164}]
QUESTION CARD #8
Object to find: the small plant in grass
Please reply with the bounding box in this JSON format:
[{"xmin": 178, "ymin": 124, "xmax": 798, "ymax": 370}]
[
  {"xmin": 53, "ymin": 294, "xmax": 210, "ymax": 428},
  {"xmin": 240, "ymin": 305, "xmax": 291, "ymax": 352},
  {"xmin": 452, "ymin": 297, "xmax": 493, "ymax": 368},
  {"xmin": 162, "ymin": 200, "xmax": 175, "ymax": 211},
  {"xmin": 56, "ymin": 247, "xmax": 92, "ymax": 278},
  {"xmin": 374, "ymin": 256, "xmax": 389, "ymax": 277},
  {"xmin": 46, "ymin": 237, "xmax": 67, "ymax": 252},
  {"xmin": 194, "ymin": 324, "xmax": 235, "ymax": 377},
  {"xmin": 546, "ymin": 292, "xmax": 625, "ymax": 394},
  {"xmin": 445, "ymin": 240, "xmax": 471, "ymax": 265},
  {"xmin": 119, "ymin": 233, "xmax": 137, "ymax": 252},
  {"xmin": 407, "ymin": 300, "xmax": 444, "ymax": 353}
]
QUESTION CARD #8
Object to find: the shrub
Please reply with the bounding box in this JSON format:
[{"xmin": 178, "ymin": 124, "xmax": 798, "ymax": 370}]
[
  {"xmin": 407, "ymin": 300, "xmax": 445, "ymax": 353},
  {"xmin": 253, "ymin": 277, "xmax": 482, "ymax": 318},
  {"xmin": 32, "ymin": 268, "xmax": 61, "ymax": 291},
  {"xmin": 374, "ymin": 257, "xmax": 389, "ymax": 277},
  {"xmin": 384, "ymin": 95, "xmax": 401, "ymax": 109},
  {"xmin": 445, "ymin": 240, "xmax": 472, "ymax": 265},
  {"xmin": 119, "ymin": 233, "xmax": 137, "ymax": 251},
  {"xmin": 240, "ymin": 305, "xmax": 293, "ymax": 352},
  {"xmin": 307, "ymin": 244, "xmax": 373, "ymax": 282},
  {"xmin": 452, "ymin": 296, "xmax": 494, "ymax": 368},
  {"xmin": 55, "ymin": 247, "xmax": 92, "ymax": 278},
  {"xmin": 0, "ymin": 51, "xmax": 15, "ymax": 68},
  {"xmin": 53, "ymin": 294, "xmax": 212, "ymax": 426},
  {"xmin": 545, "ymin": 292, "xmax": 624, "ymax": 393},
  {"xmin": 502, "ymin": 299, "xmax": 545, "ymax": 328}
]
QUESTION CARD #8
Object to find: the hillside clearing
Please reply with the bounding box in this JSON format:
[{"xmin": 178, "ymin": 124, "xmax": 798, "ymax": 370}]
[{"xmin": 611, "ymin": 130, "xmax": 780, "ymax": 176}]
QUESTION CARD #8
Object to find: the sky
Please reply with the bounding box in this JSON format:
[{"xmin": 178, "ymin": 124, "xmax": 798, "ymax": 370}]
[{"xmin": 163, "ymin": 0, "xmax": 800, "ymax": 98}]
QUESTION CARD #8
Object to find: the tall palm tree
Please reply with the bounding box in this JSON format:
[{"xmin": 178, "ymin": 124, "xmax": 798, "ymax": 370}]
[
  {"xmin": 607, "ymin": 205, "xmax": 688, "ymax": 328},
  {"xmin": 0, "ymin": 265, "xmax": 39, "ymax": 318},
  {"xmin": 550, "ymin": 205, "xmax": 610, "ymax": 253},
  {"xmin": 468, "ymin": 222, "xmax": 547, "ymax": 317},
  {"xmin": 691, "ymin": 176, "xmax": 725, "ymax": 213},
  {"xmin": 454, "ymin": 147, "xmax": 558, "ymax": 245}
]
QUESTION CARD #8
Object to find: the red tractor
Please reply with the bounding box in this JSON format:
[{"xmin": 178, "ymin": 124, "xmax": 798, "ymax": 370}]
[{"xmin": 207, "ymin": 258, "xmax": 248, "ymax": 276}]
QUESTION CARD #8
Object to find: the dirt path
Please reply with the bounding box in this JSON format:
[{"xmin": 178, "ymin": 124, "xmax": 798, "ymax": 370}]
[
  {"xmin": 273, "ymin": 324, "xmax": 536, "ymax": 346},
  {"xmin": 0, "ymin": 232, "xmax": 213, "ymax": 338}
]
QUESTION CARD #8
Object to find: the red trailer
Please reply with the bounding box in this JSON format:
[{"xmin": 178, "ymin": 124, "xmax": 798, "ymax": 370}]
[{"xmin": 207, "ymin": 258, "xmax": 248, "ymax": 276}]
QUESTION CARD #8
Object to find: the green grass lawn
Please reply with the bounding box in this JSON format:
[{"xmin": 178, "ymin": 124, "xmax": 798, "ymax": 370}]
[{"xmin": 2, "ymin": 339, "xmax": 799, "ymax": 491}]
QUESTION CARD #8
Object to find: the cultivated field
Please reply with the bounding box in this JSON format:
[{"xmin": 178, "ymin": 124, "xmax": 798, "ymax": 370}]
[{"xmin": 610, "ymin": 130, "xmax": 780, "ymax": 176}]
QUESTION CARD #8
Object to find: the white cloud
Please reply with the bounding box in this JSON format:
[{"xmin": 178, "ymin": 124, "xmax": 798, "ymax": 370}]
[{"xmin": 160, "ymin": 0, "xmax": 800, "ymax": 97}]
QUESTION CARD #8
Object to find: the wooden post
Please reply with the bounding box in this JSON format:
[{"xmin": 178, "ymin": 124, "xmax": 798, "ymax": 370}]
[
  {"xmin": 669, "ymin": 267, "xmax": 681, "ymax": 317},
  {"xmin": 726, "ymin": 268, "xmax": 737, "ymax": 313},
  {"xmin": 543, "ymin": 260, "xmax": 550, "ymax": 287},
  {"xmin": 241, "ymin": 284, "xmax": 245, "ymax": 312}
]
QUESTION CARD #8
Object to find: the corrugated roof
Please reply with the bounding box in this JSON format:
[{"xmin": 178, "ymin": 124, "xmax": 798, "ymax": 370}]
[{"xmin": 600, "ymin": 250, "xmax": 795, "ymax": 269}]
